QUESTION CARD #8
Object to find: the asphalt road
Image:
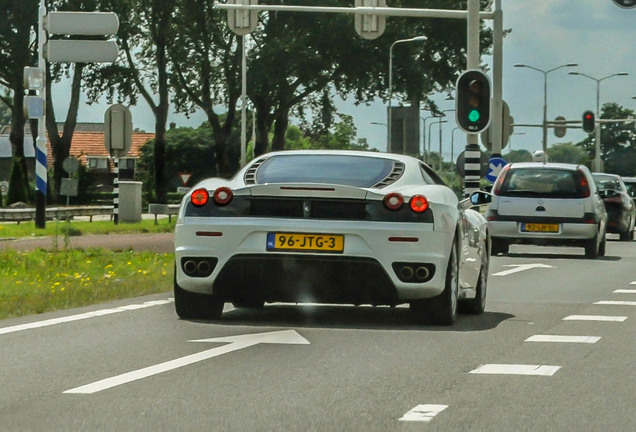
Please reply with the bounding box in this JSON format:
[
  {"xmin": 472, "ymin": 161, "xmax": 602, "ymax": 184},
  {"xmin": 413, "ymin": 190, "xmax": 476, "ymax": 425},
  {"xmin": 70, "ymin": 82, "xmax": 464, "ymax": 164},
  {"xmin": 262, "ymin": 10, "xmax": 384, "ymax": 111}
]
[{"xmin": 1, "ymin": 235, "xmax": 635, "ymax": 431}]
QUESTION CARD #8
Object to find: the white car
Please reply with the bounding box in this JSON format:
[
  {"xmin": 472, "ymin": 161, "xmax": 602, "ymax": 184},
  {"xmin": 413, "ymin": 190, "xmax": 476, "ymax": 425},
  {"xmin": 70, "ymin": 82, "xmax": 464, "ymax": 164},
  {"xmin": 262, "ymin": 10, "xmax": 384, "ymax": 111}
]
[
  {"xmin": 174, "ymin": 150, "xmax": 491, "ymax": 325},
  {"xmin": 486, "ymin": 162, "xmax": 607, "ymax": 258}
]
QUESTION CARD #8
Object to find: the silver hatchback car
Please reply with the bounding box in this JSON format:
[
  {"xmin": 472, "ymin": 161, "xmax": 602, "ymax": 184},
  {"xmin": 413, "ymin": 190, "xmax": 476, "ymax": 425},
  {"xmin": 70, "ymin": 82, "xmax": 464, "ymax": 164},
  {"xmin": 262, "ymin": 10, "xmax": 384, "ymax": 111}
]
[{"xmin": 486, "ymin": 162, "xmax": 607, "ymax": 258}]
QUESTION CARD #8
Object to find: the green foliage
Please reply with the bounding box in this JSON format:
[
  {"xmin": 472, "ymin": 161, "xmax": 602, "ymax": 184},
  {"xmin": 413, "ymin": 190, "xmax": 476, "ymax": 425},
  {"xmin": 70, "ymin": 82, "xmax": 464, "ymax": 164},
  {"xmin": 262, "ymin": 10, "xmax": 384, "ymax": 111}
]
[
  {"xmin": 547, "ymin": 142, "xmax": 590, "ymax": 165},
  {"xmin": 138, "ymin": 125, "xmax": 217, "ymax": 196},
  {"xmin": 576, "ymin": 103, "xmax": 636, "ymax": 175},
  {"xmin": 503, "ymin": 149, "xmax": 533, "ymax": 163}
]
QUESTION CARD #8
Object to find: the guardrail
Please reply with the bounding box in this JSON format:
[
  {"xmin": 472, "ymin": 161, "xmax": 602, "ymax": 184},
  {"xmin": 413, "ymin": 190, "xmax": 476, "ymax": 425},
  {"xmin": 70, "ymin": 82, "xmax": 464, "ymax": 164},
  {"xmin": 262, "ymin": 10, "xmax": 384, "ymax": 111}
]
[
  {"xmin": 147, "ymin": 203, "xmax": 180, "ymax": 224},
  {"xmin": 0, "ymin": 206, "xmax": 114, "ymax": 224}
]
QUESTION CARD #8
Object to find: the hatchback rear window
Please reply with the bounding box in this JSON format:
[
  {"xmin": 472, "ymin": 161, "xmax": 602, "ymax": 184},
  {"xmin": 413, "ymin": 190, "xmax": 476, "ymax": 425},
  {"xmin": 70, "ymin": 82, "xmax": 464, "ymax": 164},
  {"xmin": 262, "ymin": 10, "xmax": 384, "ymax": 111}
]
[
  {"xmin": 499, "ymin": 168, "xmax": 585, "ymax": 198},
  {"xmin": 254, "ymin": 154, "xmax": 397, "ymax": 187}
]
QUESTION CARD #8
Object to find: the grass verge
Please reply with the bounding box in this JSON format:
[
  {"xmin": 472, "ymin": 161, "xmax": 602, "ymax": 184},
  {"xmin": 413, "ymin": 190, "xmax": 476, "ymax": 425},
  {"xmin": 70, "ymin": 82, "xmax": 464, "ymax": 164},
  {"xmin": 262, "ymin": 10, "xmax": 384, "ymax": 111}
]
[
  {"xmin": 0, "ymin": 248, "xmax": 173, "ymax": 320},
  {"xmin": 0, "ymin": 219, "xmax": 175, "ymax": 239}
]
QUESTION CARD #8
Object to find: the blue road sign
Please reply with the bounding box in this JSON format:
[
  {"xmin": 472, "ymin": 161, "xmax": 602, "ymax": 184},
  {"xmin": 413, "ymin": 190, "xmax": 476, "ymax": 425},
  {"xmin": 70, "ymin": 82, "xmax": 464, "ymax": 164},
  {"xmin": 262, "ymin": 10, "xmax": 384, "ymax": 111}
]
[{"xmin": 485, "ymin": 157, "xmax": 507, "ymax": 183}]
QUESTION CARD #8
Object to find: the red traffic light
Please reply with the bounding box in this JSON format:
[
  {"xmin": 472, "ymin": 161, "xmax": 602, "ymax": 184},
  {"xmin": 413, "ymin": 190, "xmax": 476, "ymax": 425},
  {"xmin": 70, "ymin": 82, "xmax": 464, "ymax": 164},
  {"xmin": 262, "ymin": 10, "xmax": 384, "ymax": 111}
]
[{"xmin": 582, "ymin": 110, "xmax": 595, "ymax": 133}]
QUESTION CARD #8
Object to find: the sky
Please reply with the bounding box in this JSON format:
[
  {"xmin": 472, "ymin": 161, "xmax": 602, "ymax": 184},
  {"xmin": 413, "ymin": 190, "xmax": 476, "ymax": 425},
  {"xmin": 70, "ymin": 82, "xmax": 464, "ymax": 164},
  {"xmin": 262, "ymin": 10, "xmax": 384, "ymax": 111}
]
[{"xmin": 51, "ymin": 0, "xmax": 636, "ymax": 162}]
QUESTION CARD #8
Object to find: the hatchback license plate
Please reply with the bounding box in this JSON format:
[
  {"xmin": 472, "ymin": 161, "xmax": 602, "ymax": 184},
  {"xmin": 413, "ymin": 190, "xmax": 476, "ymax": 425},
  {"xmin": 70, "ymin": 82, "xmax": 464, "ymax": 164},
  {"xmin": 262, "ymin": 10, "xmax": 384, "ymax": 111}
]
[
  {"xmin": 521, "ymin": 223, "xmax": 559, "ymax": 233},
  {"xmin": 266, "ymin": 232, "xmax": 344, "ymax": 253}
]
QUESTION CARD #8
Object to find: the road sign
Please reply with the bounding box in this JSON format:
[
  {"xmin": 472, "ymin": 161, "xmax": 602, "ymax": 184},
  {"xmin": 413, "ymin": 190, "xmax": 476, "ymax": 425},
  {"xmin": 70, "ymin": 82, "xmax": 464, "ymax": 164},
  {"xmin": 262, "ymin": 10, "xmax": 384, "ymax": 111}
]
[
  {"xmin": 0, "ymin": 181, "xmax": 8, "ymax": 196},
  {"xmin": 485, "ymin": 157, "xmax": 507, "ymax": 183},
  {"xmin": 554, "ymin": 116, "xmax": 567, "ymax": 138},
  {"xmin": 104, "ymin": 104, "xmax": 133, "ymax": 158},
  {"xmin": 62, "ymin": 157, "xmax": 80, "ymax": 174},
  {"xmin": 46, "ymin": 40, "xmax": 119, "ymax": 63},
  {"xmin": 178, "ymin": 172, "xmax": 193, "ymax": 186},
  {"xmin": 227, "ymin": 0, "xmax": 259, "ymax": 35},
  {"xmin": 60, "ymin": 178, "xmax": 79, "ymax": 197},
  {"xmin": 612, "ymin": 0, "xmax": 636, "ymax": 9},
  {"xmin": 46, "ymin": 12, "xmax": 119, "ymax": 35},
  {"xmin": 354, "ymin": 0, "xmax": 386, "ymax": 40},
  {"xmin": 480, "ymin": 100, "xmax": 512, "ymax": 151}
]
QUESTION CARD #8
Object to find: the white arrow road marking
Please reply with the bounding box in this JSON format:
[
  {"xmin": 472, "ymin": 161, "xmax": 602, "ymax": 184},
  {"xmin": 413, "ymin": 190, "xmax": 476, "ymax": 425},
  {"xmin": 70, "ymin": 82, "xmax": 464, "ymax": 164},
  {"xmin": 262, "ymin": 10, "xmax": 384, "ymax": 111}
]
[
  {"xmin": 64, "ymin": 330, "xmax": 309, "ymax": 394},
  {"xmin": 469, "ymin": 364, "xmax": 561, "ymax": 376},
  {"xmin": 0, "ymin": 299, "xmax": 173, "ymax": 336},
  {"xmin": 613, "ymin": 289, "xmax": 636, "ymax": 294},
  {"xmin": 525, "ymin": 335, "xmax": 601, "ymax": 344},
  {"xmin": 492, "ymin": 263, "xmax": 554, "ymax": 276},
  {"xmin": 563, "ymin": 315, "xmax": 627, "ymax": 322},
  {"xmin": 399, "ymin": 404, "xmax": 448, "ymax": 422}
]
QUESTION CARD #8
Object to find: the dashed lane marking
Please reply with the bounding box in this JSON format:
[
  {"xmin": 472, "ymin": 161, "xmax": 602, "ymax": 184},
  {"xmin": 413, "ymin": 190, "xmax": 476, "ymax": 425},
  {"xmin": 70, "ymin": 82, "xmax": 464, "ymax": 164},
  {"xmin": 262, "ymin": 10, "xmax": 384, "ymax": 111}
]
[
  {"xmin": 563, "ymin": 315, "xmax": 627, "ymax": 322},
  {"xmin": 0, "ymin": 299, "xmax": 174, "ymax": 336},
  {"xmin": 613, "ymin": 289, "xmax": 636, "ymax": 294},
  {"xmin": 525, "ymin": 335, "xmax": 600, "ymax": 344},
  {"xmin": 399, "ymin": 405, "xmax": 448, "ymax": 422},
  {"xmin": 594, "ymin": 301, "xmax": 636, "ymax": 306},
  {"xmin": 469, "ymin": 364, "xmax": 561, "ymax": 376}
]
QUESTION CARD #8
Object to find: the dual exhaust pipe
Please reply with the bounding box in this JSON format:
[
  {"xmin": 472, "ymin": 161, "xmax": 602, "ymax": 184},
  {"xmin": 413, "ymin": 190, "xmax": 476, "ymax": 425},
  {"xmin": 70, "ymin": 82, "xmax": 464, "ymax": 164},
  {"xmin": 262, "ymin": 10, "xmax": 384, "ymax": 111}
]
[
  {"xmin": 181, "ymin": 257, "xmax": 217, "ymax": 278},
  {"xmin": 393, "ymin": 262, "xmax": 435, "ymax": 283}
]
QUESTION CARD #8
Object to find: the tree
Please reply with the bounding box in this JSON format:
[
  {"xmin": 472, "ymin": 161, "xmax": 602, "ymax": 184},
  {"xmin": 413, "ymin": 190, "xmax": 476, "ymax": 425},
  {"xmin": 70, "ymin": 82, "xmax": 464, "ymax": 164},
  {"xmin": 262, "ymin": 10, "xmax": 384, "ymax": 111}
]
[
  {"xmin": 0, "ymin": 0, "xmax": 39, "ymax": 205},
  {"xmin": 547, "ymin": 142, "xmax": 590, "ymax": 165},
  {"xmin": 576, "ymin": 102, "xmax": 636, "ymax": 175}
]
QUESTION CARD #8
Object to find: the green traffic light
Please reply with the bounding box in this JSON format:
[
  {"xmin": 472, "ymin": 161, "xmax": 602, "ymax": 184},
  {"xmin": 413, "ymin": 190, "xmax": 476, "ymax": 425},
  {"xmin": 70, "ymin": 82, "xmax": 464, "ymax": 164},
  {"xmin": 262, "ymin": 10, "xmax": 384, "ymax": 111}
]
[{"xmin": 468, "ymin": 109, "xmax": 480, "ymax": 123}]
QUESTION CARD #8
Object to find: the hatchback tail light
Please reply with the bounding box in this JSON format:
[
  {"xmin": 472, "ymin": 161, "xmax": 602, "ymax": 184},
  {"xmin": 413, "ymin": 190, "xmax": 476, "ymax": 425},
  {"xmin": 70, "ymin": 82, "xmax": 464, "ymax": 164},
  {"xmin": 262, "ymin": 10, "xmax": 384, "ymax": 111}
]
[
  {"xmin": 492, "ymin": 165, "xmax": 510, "ymax": 195},
  {"xmin": 577, "ymin": 169, "xmax": 591, "ymax": 198}
]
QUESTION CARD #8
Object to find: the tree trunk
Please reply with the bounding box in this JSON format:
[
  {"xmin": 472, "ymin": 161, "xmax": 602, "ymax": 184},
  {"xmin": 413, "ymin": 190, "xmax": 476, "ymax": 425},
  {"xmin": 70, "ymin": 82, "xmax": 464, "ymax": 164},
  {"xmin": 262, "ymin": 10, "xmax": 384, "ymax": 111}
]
[{"xmin": 271, "ymin": 110, "xmax": 289, "ymax": 152}]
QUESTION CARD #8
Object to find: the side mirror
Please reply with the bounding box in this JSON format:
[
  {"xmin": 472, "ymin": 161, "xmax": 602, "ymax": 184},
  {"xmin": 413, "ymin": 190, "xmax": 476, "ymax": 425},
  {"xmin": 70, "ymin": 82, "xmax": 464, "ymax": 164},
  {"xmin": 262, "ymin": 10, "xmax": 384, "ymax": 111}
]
[{"xmin": 470, "ymin": 190, "xmax": 492, "ymax": 206}]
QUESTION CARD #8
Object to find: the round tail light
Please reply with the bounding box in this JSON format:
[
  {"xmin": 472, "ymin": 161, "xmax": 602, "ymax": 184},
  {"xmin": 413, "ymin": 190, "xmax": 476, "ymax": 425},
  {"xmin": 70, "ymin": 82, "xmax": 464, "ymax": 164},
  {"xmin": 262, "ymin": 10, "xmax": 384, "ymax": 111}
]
[
  {"xmin": 409, "ymin": 195, "xmax": 429, "ymax": 213},
  {"xmin": 213, "ymin": 187, "xmax": 233, "ymax": 206},
  {"xmin": 191, "ymin": 188, "xmax": 209, "ymax": 207},
  {"xmin": 383, "ymin": 192, "xmax": 404, "ymax": 210}
]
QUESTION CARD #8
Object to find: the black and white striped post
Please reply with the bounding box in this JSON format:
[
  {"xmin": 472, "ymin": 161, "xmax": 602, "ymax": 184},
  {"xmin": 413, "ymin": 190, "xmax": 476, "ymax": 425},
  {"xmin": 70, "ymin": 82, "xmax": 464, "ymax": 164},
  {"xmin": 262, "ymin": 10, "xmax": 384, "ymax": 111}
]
[{"xmin": 113, "ymin": 157, "xmax": 119, "ymax": 224}]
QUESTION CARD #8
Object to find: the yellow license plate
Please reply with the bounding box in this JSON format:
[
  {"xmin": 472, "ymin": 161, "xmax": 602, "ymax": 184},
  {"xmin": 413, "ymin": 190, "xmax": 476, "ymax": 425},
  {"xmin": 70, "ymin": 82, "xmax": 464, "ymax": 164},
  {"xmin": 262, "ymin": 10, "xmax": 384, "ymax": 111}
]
[
  {"xmin": 266, "ymin": 232, "xmax": 344, "ymax": 253},
  {"xmin": 522, "ymin": 223, "xmax": 559, "ymax": 233}
]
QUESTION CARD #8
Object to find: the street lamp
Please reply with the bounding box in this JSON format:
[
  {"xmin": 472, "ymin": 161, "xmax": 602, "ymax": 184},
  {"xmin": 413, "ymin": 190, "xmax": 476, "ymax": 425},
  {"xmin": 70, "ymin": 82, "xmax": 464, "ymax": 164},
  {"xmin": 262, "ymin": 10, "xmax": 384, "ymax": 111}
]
[
  {"xmin": 439, "ymin": 109, "xmax": 455, "ymax": 171},
  {"xmin": 513, "ymin": 62, "xmax": 578, "ymax": 154},
  {"xmin": 428, "ymin": 118, "xmax": 447, "ymax": 168},
  {"xmin": 450, "ymin": 127, "xmax": 463, "ymax": 174},
  {"xmin": 421, "ymin": 114, "xmax": 440, "ymax": 161},
  {"xmin": 569, "ymin": 71, "xmax": 629, "ymax": 171},
  {"xmin": 388, "ymin": 36, "xmax": 427, "ymax": 152}
]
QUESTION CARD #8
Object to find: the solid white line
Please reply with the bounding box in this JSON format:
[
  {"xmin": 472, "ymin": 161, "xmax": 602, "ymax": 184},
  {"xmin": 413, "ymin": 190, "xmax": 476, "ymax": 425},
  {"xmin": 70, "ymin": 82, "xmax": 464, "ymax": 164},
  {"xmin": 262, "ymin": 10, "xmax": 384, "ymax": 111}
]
[
  {"xmin": 613, "ymin": 289, "xmax": 636, "ymax": 294},
  {"xmin": 399, "ymin": 405, "xmax": 448, "ymax": 422},
  {"xmin": 469, "ymin": 364, "xmax": 561, "ymax": 376},
  {"xmin": 563, "ymin": 315, "xmax": 627, "ymax": 322},
  {"xmin": 0, "ymin": 299, "xmax": 174, "ymax": 336},
  {"xmin": 525, "ymin": 335, "xmax": 600, "ymax": 344},
  {"xmin": 594, "ymin": 301, "xmax": 636, "ymax": 306},
  {"xmin": 630, "ymin": 281, "xmax": 636, "ymax": 285}
]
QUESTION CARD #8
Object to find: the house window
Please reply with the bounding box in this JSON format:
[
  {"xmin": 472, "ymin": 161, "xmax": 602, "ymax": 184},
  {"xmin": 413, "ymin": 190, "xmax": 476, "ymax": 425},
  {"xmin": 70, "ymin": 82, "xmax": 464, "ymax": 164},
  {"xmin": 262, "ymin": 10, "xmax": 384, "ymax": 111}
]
[{"xmin": 87, "ymin": 157, "xmax": 109, "ymax": 170}]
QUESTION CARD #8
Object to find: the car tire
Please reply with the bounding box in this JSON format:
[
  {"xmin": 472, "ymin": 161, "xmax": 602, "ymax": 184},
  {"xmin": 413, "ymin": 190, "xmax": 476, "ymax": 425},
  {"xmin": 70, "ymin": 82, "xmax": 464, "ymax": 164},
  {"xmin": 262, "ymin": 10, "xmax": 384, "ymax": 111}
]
[
  {"xmin": 584, "ymin": 232, "xmax": 600, "ymax": 259},
  {"xmin": 491, "ymin": 238, "xmax": 509, "ymax": 256},
  {"xmin": 619, "ymin": 216, "xmax": 634, "ymax": 241},
  {"xmin": 174, "ymin": 269, "xmax": 224, "ymax": 320},
  {"xmin": 410, "ymin": 237, "xmax": 459, "ymax": 326},
  {"xmin": 599, "ymin": 233, "xmax": 606, "ymax": 257},
  {"xmin": 459, "ymin": 241, "xmax": 488, "ymax": 315}
]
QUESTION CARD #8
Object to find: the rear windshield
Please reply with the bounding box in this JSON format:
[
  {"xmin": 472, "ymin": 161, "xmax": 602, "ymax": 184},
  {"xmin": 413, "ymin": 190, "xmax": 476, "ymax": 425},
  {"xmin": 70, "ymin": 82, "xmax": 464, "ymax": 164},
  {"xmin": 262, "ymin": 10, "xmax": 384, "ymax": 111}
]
[
  {"xmin": 500, "ymin": 168, "xmax": 585, "ymax": 198},
  {"xmin": 624, "ymin": 181, "xmax": 636, "ymax": 198},
  {"xmin": 592, "ymin": 174, "xmax": 623, "ymax": 191},
  {"xmin": 254, "ymin": 154, "xmax": 396, "ymax": 187}
]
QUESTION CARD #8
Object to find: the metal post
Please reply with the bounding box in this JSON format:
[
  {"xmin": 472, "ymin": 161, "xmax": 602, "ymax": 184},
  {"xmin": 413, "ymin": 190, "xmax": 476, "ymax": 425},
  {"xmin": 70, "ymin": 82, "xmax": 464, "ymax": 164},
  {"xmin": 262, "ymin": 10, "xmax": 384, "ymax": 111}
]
[
  {"xmin": 240, "ymin": 34, "xmax": 247, "ymax": 167},
  {"xmin": 463, "ymin": 0, "xmax": 481, "ymax": 198},
  {"xmin": 490, "ymin": 0, "xmax": 503, "ymax": 156},
  {"xmin": 34, "ymin": 0, "xmax": 48, "ymax": 228}
]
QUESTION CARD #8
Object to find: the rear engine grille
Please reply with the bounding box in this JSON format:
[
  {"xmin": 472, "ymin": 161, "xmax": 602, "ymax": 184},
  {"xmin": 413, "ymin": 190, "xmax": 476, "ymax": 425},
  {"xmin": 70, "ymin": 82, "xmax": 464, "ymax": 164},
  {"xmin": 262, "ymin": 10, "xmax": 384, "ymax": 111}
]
[{"xmin": 372, "ymin": 161, "xmax": 405, "ymax": 188}]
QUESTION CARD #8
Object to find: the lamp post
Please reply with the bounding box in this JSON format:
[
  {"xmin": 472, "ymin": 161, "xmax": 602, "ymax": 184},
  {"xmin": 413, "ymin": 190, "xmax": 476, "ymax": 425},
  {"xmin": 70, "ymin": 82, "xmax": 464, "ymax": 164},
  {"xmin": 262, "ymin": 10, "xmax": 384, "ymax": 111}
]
[
  {"xmin": 388, "ymin": 36, "xmax": 427, "ymax": 152},
  {"xmin": 421, "ymin": 114, "xmax": 439, "ymax": 162},
  {"xmin": 450, "ymin": 127, "xmax": 463, "ymax": 175},
  {"xmin": 569, "ymin": 71, "xmax": 629, "ymax": 172},
  {"xmin": 513, "ymin": 63, "xmax": 578, "ymax": 153},
  {"xmin": 428, "ymin": 118, "xmax": 447, "ymax": 168},
  {"xmin": 439, "ymin": 109, "xmax": 455, "ymax": 171}
]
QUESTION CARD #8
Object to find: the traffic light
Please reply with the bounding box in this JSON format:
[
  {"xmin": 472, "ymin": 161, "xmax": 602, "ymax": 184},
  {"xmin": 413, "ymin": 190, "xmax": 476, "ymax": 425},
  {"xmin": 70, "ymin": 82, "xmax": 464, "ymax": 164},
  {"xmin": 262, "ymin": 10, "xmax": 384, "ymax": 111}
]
[
  {"xmin": 582, "ymin": 110, "xmax": 595, "ymax": 133},
  {"xmin": 455, "ymin": 69, "xmax": 491, "ymax": 133}
]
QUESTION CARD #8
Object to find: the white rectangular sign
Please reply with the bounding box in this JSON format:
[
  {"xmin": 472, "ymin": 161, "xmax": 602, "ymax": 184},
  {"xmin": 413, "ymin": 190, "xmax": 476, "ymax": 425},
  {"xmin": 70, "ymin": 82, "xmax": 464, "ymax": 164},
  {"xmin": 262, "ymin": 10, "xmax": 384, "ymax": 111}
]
[{"xmin": 46, "ymin": 40, "xmax": 119, "ymax": 63}]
